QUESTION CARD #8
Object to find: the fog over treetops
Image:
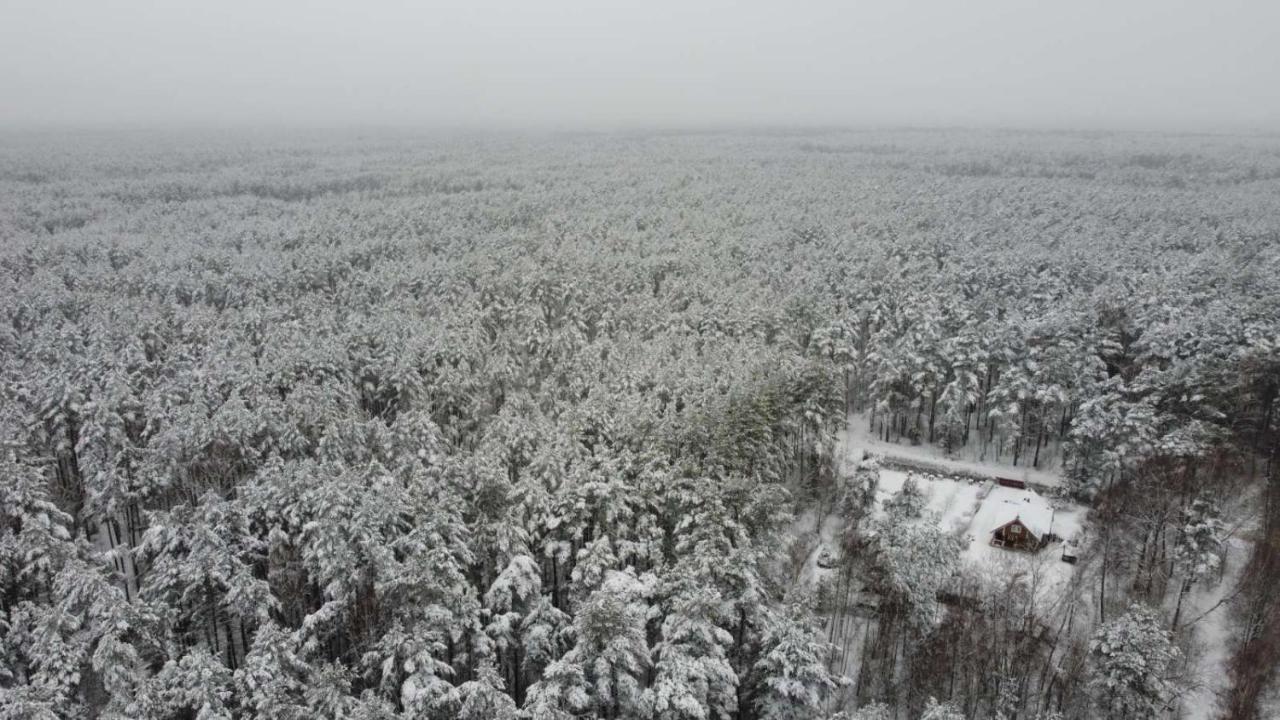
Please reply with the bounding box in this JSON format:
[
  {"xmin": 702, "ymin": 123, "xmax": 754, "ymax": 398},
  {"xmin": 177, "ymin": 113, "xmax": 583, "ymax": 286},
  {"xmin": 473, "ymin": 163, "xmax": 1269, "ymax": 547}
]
[{"xmin": 3, "ymin": 0, "xmax": 1279, "ymax": 131}]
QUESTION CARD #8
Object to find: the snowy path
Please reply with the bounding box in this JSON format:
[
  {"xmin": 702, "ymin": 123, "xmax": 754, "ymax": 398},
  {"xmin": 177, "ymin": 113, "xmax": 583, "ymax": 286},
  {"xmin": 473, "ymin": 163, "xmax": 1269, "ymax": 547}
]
[
  {"xmin": 1178, "ymin": 533, "xmax": 1252, "ymax": 719},
  {"xmin": 843, "ymin": 412, "xmax": 1065, "ymax": 489}
]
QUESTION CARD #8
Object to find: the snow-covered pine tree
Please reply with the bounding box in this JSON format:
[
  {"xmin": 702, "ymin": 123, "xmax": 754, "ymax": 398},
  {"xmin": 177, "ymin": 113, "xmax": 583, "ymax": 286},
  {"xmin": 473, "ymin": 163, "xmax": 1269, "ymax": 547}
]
[
  {"xmin": 883, "ymin": 474, "xmax": 926, "ymax": 522},
  {"xmin": 918, "ymin": 696, "xmax": 966, "ymax": 720},
  {"xmin": 647, "ymin": 571, "xmax": 738, "ymax": 720},
  {"xmin": 520, "ymin": 655, "xmax": 591, "ymax": 720},
  {"xmin": 234, "ymin": 620, "xmax": 312, "ymax": 720},
  {"xmin": 871, "ymin": 507, "xmax": 963, "ymax": 630},
  {"xmin": 128, "ymin": 648, "xmax": 234, "ymax": 720},
  {"xmin": 457, "ymin": 664, "xmax": 519, "ymax": 720},
  {"xmin": 572, "ymin": 569, "xmax": 652, "ymax": 718},
  {"xmin": 752, "ymin": 601, "xmax": 841, "ymax": 720},
  {"xmin": 838, "ymin": 457, "xmax": 881, "ymax": 533},
  {"xmin": 840, "ymin": 701, "xmax": 892, "ymax": 720},
  {"xmin": 486, "ymin": 553, "xmax": 569, "ymax": 704},
  {"xmin": 1171, "ymin": 495, "xmax": 1225, "ymax": 628},
  {"xmin": 1087, "ymin": 604, "xmax": 1182, "ymax": 719}
]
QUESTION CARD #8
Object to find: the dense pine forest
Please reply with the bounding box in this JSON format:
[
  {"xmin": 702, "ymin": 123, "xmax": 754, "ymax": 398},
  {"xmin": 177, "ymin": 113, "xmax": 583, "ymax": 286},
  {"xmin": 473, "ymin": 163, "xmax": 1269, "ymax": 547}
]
[{"xmin": 2, "ymin": 129, "xmax": 1279, "ymax": 719}]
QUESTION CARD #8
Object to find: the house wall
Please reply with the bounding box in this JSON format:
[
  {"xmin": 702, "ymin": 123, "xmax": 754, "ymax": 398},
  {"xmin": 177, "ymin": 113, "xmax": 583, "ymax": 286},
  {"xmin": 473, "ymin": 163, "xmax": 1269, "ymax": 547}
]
[{"xmin": 992, "ymin": 520, "xmax": 1040, "ymax": 551}]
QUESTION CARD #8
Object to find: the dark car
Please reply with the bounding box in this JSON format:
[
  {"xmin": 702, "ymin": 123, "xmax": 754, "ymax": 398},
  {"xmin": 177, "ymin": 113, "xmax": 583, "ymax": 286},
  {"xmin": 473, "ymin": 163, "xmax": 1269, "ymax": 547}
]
[{"xmin": 816, "ymin": 545, "xmax": 840, "ymax": 569}]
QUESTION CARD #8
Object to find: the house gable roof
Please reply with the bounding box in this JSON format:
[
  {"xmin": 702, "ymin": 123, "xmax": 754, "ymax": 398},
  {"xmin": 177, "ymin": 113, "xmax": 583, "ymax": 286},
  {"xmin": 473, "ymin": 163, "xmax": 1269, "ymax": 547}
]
[{"xmin": 988, "ymin": 490, "xmax": 1055, "ymax": 538}]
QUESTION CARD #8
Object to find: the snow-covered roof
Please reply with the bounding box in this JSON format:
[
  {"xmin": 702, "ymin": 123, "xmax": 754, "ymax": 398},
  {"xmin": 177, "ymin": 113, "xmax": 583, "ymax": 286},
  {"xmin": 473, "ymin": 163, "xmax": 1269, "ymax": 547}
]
[{"xmin": 988, "ymin": 489, "xmax": 1056, "ymax": 539}]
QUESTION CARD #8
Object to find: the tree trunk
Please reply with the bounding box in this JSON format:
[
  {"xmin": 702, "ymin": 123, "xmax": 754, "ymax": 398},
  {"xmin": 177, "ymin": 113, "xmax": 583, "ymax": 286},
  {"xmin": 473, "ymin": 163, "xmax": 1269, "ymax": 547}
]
[
  {"xmin": 1171, "ymin": 578, "xmax": 1192, "ymax": 631},
  {"xmin": 928, "ymin": 392, "xmax": 938, "ymax": 444},
  {"xmin": 1033, "ymin": 415, "xmax": 1046, "ymax": 468}
]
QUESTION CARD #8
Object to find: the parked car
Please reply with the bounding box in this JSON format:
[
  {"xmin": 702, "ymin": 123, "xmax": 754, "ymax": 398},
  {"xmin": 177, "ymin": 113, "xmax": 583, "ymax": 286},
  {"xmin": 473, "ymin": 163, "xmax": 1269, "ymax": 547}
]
[
  {"xmin": 816, "ymin": 544, "xmax": 840, "ymax": 569},
  {"xmin": 1061, "ymin": 539, "xmax": 1080, "ymax": 564}
]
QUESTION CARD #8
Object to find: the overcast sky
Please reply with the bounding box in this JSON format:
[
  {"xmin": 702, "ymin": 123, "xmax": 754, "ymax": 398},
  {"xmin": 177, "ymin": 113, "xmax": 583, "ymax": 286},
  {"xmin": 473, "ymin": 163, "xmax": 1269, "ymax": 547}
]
[{"xmin": 3, "ymin": 0, "xmax": 1278, "ymax": 132}]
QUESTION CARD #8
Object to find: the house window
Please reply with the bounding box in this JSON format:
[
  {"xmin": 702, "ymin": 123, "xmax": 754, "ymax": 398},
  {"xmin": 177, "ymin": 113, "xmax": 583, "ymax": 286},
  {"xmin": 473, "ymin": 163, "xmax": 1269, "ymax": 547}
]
[{"xmin": 1010, "ymin": 524, "xmax": 1022, "ymax": 535}]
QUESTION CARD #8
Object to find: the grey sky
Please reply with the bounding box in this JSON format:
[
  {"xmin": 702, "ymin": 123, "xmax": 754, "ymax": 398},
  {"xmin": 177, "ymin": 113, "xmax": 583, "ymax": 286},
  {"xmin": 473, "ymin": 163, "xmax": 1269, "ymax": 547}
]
[{"xmin": 3, "ymin": 0, "xmax": 1278, "ymax": 131}]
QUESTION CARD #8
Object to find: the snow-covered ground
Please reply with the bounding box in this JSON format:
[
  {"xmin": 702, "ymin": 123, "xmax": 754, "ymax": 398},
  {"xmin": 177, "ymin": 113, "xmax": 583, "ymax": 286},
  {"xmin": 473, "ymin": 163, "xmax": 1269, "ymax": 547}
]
[
  {"xmin": 808, "ymin": 416, "xmax": 1089, "ymax": 605},
  {"xmin": 874, "ymin": 468, "xmax": 985, "ymax": 534},
  {"xmin": 844, "ymin": 411, "xmax": 1065, "ymax": 489},
  {"xmin": 806, "ymin": 474, "xmax": 1087, "ymax": 604},
  {"xmin": 804, "ymin": 412, "xmax": 1264, "ymax": 718},
  {"xmin": 794, "ymin": 507, "xmax": 840, "ymax": 588},
  {"xmin": 1175, "ymin": 489, "xmax": 1257, "ymax": 720},
  {"xmin": 802, "ymin": 413, "xmax": 1093, "ymax": 699},
  {"xmin": 967, "ymin": 486, "xmax": 1087, "ymax": 603},
  {"xmin": 1177, "ymin": 535, "xmax": 1245, "ymax": 719},
  {"xmin": 877, "ymin": 468, "xmax": 1086, "ymax": 601}
]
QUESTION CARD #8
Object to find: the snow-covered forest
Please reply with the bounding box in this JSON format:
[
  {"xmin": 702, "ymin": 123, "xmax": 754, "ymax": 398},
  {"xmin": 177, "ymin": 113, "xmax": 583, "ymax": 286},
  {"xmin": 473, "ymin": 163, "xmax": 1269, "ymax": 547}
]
[{"xmin": 2, "ymin": 128, "xmax": 1279, "ymax": 719}]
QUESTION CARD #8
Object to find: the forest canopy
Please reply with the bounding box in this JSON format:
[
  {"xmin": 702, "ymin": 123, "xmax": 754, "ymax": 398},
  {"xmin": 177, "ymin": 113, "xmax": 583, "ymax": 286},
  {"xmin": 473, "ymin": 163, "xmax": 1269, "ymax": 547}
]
[{"xmin": 1, "ymin": 128, "xmax": 1278, "ymax": 719}]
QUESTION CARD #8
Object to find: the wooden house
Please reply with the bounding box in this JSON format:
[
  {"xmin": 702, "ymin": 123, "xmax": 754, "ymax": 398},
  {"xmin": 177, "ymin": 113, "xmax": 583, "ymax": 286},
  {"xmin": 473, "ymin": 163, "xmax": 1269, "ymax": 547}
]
[{"xmin": 988, "ymin": 493, "xmax": 1055, "ymax": 552}]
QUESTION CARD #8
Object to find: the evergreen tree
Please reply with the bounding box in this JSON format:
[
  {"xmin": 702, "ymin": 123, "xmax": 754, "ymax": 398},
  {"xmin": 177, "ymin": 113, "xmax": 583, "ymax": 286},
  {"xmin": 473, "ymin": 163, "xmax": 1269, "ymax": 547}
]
[
  {"xmin": 647, "ymin": 573, "xmax": 738, "ymax": 720},
  {"xmin": 752, "ymin": 602, "xmax": 840, "ymax": 720},
  {"xmin": 457, "ymin": 665, "xmax": 519, "ymax": 720},
  {"xmin": 871, "ymin": 509, "xmax": 962, "ymax": 630},
  {"xmin": 918, "ymin": 696, "xmax": 965, "ymax": 720},
  {"xmin": 1088, "ymin": 604, "xmax": 1182, "ymax": 719},
  {"xmin": 572, "ymin": 570, "xmax": 652, "ymax": 719}
]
